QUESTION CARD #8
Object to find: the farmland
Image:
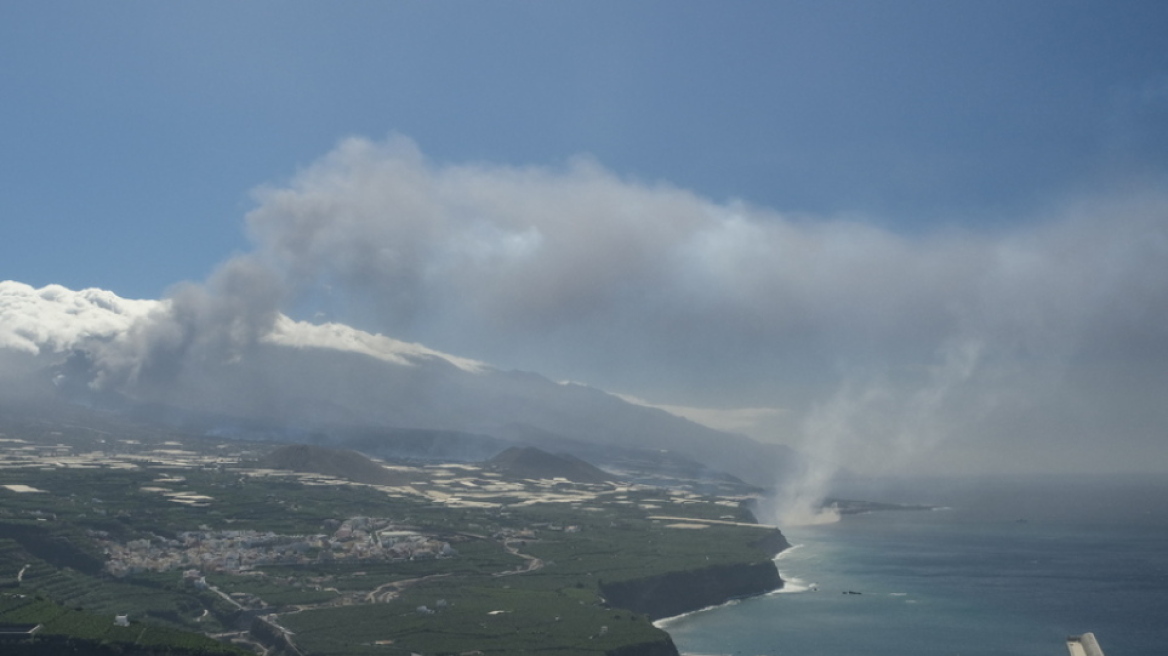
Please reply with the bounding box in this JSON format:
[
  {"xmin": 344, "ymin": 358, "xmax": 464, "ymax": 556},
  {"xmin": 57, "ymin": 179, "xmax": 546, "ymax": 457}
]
[{"xmin": 0, "ymin": 411, "xmax": 785, "ymax": 655}]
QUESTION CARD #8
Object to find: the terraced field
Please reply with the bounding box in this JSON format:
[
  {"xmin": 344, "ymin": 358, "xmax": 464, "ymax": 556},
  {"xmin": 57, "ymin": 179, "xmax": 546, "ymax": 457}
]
[{"xmin": 0, "ymin": 426, "xmax": 784, "ymax": 655}]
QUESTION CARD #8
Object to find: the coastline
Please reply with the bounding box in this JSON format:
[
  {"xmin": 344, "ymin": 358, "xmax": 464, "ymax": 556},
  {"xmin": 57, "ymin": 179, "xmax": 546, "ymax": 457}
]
[
  {"xmin": 653, "ymin": 545, "xmax": 803, "ymax": 629},
  {"xmin": 601, "ymin": 558, "xmax": 785, "ymax": 621},
  {"xmin": 659, "ymin": 484, "xmax": 1168, "ymax": 656},
  {"xmin": 648, "ymin": 504, "xmax": 934, "ymax": 651},
  {"xmin": 591, "ymin": 523, "xmax": 789, "ymax": 655},
  {"xmin": 652, "ymin": 591, "xmax": 752, "ymax": 629}
]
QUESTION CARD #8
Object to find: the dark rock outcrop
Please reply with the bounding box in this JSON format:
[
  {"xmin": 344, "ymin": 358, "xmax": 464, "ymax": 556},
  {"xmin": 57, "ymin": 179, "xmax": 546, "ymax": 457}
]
[
  {"xmin": 601, "ymin": 560, "xmax": 783, "ymax": 621},
  {"xmin": 605, "ymin": 637, "xmax": 681, "ymax": 656},
  {"xmin": 601, "ymin": 530, "xmax": 790, "ymax": 622},
  {"xmin": 749, "ymin": 529, "xmax": 792, "ymax": 556}
]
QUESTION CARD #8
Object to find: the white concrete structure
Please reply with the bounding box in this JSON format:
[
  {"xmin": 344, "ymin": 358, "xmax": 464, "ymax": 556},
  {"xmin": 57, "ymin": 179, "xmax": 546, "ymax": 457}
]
[{"xmin": 1067, "ymin": 632, "xmax": 1105, "ymax": 656}]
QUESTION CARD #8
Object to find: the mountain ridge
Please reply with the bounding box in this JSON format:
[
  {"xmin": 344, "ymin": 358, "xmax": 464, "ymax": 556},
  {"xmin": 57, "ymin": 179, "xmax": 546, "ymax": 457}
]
[{"xmin": 0, "ymin": 281, "xmax": 803, "ymax": 486}]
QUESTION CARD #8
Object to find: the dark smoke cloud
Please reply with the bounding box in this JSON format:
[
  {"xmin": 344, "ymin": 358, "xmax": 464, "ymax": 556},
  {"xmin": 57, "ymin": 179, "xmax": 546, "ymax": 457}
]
[{"xmin": 69, "ymin": 256, "xmax": 286, "ymax": 400}]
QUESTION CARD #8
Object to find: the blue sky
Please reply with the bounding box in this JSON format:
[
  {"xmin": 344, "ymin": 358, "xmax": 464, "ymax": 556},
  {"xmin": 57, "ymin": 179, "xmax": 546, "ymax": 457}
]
[
  {"xmin": 3, "ymin": 2, "xmax": 1168, "ymax": 473},
  {"xmin": 5, "ymin": 1, "xmax": 1166, "ymax": 297}
]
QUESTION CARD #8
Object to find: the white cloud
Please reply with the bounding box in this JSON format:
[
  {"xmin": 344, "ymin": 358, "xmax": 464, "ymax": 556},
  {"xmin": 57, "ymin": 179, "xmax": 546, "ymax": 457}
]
[
  {"xmin": 0, "ymin": 280, "xmax": 159, "ymax": 355},
  {"xmin": 0, "ymin": 280, "xmax": 486, "ymax": 380},
  {"xmin": 265, "ymin": 315, "xmax": 488, "ymax": 373},
  {"xmin": 614, "ymin": 392, "xmax": 785, "ymax": 436}
]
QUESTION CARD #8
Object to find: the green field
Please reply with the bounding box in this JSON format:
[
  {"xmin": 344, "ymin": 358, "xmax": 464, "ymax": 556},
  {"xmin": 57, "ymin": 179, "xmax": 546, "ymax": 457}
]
[
  {"xmin": 0, "ymin": 593, "xmax": 247, "ymax": 655},
  {"xmin": 0, "ymin": 431, "xmax": 782, "ymax": 655}
]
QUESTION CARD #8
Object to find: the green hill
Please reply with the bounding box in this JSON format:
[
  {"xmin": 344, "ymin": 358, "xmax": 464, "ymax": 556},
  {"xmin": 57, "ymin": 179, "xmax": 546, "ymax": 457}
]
[
  {"xmin": 487, "ymin": 446, "xmax": 613, "ymax": 484},
  {"xmin": 258, "ymin": 443, "xmax": 410, "ymax": 486}
]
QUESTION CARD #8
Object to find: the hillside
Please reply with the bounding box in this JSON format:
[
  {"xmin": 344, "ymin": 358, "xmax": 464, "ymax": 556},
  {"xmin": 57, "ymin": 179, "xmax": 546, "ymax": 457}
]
[
  {"xmin": 257, "ymin": 444, "xmax": 409, "ymax": 486},
  {"xmin": 0, "ymin": 282, "xmax": 806, "ymax": 488},
  {"xmin": 486, "ymin": 446, "xmax": 613, "ymax": 484}
]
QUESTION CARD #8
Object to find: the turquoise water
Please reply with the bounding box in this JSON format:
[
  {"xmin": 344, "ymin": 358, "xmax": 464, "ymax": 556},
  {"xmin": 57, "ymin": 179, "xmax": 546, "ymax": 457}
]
[{"xmin": 660, "ymin": 476, "xmax": 1168, "ymax": 655}]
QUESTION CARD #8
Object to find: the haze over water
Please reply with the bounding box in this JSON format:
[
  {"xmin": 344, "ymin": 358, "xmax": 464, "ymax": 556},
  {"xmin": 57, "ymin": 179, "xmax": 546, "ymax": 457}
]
[{"xmin": 663, "ymin": 475, "xmax": 1168, "ymax": 655}]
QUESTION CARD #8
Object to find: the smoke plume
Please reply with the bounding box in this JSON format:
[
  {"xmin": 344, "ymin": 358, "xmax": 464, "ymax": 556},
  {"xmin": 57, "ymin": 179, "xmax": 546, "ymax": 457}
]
[{"xmin": 4, "ymin": 134, "xmax": 1168, "ymax": 483}]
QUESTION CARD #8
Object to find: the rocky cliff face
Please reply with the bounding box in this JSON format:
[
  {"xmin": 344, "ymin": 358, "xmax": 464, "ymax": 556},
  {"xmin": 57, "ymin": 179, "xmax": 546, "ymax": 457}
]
[
  {"xmin": 604, "ymin": 637, "xmax": 681, "ymax": 656},
  {"xmin": 601, "ymin": 530, "xmax": 790, "ymax": 623},
  {"xmin": 601, "ymin": 560, "xmax": 784, "ymax": 622}
]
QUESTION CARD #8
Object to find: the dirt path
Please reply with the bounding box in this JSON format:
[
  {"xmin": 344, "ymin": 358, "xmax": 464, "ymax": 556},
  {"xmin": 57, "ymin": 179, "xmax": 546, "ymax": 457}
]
[
  {"xmin": 494, "ymin": 540, "xmax": 544, "ymax": 577},
  {"xmin": 365, "ymin": 572, "xmax": 453, "ymax": 603}
]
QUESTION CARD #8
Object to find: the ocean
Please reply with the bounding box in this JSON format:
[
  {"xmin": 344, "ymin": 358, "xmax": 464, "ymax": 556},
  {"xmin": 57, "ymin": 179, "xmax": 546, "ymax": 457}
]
[{"xmin": 659, "ymin": 474, "xmax": 1168, "ymax": 656}]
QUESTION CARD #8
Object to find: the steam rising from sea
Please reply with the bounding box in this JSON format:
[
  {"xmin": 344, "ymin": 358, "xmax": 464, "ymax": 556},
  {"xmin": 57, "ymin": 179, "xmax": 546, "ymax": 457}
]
[{"xmin": 762, "ymin": 339, "xmax": 984, "ymax": 526}]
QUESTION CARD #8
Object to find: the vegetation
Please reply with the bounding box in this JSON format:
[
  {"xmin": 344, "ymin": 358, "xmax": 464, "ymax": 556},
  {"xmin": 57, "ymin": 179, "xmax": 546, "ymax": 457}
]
[
  {"xmin": 0, "ymin": 420, "xmax": 783, "ymax": 655},
  {"xmin": 0, "ymin": 593, "xmax": 246, "ymax": 655}
]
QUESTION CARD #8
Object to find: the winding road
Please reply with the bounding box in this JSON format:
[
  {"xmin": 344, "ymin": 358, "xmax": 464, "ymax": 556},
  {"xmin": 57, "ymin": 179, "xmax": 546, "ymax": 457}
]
[{"xmin": 494, "ymin": 539, "xmax": 544, "ymax": 577}]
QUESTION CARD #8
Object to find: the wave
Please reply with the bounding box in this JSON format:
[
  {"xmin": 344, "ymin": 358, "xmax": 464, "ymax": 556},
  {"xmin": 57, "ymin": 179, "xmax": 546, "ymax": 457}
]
[
  {"xmin": 775, "ymin": 542, "xmax": 804, "ymax": 560},
  {"xmin": 772, "ymin": 543, "xmax": 820, "ymax": 593},
  {"xmin": 657, "ymin": 542, "xmax": 819, "ymax": 627},
  {"xmin": 775, "ymin": 574, "xmax": 817, "ymax": 594},
  {"xmin": 653, "ymin": 598, "xmax": 745, "ymax": 627}
]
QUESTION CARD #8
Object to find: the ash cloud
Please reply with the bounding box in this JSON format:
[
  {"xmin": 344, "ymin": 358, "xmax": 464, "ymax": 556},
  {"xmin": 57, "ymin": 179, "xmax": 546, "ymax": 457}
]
[
  {"xmin": 83, "ymin": 256, "xmax": 286, "ymax": 394},
  {"xmin": 234, "ymin": 135, "xmax": 1168, "ymax": 475},
  {"xmin": 243, "ymin": 137, "xmax": 1168, "ymax": 372},
  {"xmin": 5, "ymin": 134, "xmax": 1168, "ymax": 481}
]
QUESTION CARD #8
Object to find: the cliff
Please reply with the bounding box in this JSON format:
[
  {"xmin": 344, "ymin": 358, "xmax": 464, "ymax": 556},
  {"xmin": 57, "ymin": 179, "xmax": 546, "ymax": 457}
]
[
  {"xmin": 605, "ymin": 637, "xmax": 681, "ymax": 656},
  {"xmin": 600, "ymin": 530, "xmax": 791, "ymax": 622},
  {"xmin": 601, "ymin": 560, "xmax": 783, "ymax": 621}
]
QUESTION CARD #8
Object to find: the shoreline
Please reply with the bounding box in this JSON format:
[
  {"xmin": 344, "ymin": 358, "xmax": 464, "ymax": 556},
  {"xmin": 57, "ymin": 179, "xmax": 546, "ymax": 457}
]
[
  {"xmin": 661, "ymin": 484, "xmax": 1168, "ymax": 656},
  {"xmin": 652, "ymin": 546, "xmax": 803, "ymax": 629},
  {"xmin": 651, "ymin": 504, "xmax": 931, "ymax": 630},
  {"xmin": 602, "ymin": 557, "xmax": 785, "ymax": 622}
]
